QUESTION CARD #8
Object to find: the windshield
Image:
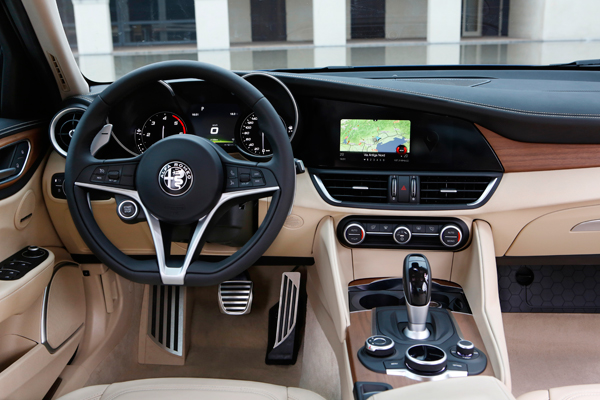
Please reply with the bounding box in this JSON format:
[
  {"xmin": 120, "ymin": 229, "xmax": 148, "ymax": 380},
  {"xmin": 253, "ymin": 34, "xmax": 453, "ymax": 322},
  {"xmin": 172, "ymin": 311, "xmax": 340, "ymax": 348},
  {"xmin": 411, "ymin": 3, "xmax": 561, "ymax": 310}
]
[{"xmin": 56, "ymin": 0, "xmax": 600, "ymax": 82}]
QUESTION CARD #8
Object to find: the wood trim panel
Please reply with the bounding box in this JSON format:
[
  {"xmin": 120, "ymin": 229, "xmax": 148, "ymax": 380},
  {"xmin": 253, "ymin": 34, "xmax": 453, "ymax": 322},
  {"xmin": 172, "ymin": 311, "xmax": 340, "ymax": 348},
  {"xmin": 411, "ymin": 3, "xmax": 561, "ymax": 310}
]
[
  {"xmin": 477, "ymin": 124, "xmax": 600, "ymax": 172},
  {"xmin": 0, "ymin": 128, "xmax": 44, "ymax": 190},
  {"xmin": 346, "ymin": 310, "xmax": 493, "ymax": 388}
]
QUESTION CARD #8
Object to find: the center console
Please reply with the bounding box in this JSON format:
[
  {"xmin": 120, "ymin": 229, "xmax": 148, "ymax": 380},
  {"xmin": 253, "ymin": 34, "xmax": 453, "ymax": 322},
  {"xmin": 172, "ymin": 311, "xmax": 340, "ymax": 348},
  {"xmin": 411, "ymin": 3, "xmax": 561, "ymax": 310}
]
[{"xmin": 347, "ymin": 253, "xmax": 492, "ymax": 397}]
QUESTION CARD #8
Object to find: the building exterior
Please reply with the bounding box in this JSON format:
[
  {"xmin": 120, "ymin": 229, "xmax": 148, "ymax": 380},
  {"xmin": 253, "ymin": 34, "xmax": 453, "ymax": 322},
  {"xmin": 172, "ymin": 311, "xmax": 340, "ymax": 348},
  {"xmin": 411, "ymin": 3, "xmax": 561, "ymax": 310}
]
[{"xmin": 56, "ymin": 0, "xmax": 600, "ymax": 81}]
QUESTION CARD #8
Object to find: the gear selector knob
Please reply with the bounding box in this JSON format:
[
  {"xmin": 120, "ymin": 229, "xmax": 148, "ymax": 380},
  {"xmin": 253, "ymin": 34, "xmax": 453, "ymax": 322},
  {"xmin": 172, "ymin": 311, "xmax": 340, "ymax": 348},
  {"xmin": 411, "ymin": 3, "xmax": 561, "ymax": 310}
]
[{"xmin": 403, "ymin": 254, "xmax": 432, "ymax": 340}]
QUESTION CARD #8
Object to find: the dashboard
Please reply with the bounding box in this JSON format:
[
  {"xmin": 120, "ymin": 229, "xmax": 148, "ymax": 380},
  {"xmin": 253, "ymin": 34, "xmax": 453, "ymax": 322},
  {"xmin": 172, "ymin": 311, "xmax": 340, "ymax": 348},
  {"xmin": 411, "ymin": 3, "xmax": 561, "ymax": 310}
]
[{"xmin": 103, "ymin": 74, "xmax": 298, "ymax": 160}]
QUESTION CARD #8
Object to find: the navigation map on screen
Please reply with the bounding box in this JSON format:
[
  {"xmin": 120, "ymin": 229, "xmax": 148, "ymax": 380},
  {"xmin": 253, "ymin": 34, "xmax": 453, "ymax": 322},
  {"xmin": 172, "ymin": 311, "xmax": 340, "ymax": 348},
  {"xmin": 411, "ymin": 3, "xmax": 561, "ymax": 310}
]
[{"xmin": 340, "ymin": 119, "xmax": 411, "ymax": 154}]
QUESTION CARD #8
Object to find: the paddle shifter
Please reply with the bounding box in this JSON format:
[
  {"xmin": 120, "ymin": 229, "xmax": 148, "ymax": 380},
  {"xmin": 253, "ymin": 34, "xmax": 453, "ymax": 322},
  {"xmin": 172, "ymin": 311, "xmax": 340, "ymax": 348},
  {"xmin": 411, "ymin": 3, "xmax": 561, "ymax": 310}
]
[{"xmin": 403, "ymin": 254, "xmax": 432, "ymax": 340}]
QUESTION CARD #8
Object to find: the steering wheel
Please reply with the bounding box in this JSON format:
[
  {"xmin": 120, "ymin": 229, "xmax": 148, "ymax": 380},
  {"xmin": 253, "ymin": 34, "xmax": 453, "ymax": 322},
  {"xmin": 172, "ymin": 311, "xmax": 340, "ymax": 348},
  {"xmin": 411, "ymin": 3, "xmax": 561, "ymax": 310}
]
[{"xmin": 65, "ymin": 61, "xmax": 295, "ymax": 286}]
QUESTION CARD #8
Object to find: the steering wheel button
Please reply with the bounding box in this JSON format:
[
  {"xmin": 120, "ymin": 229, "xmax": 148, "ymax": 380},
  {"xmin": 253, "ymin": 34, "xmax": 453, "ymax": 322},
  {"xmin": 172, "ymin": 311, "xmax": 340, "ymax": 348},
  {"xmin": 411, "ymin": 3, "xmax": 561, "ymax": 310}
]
[
  {"xmin": 238, "ymin": 167, "xmax": 250, "ymax": 174},
  {"xmin": 226, "ymin": 178, "xmax": 238, "ymax": 188},
  {"xmin": 91, "ymin": 174, "xmax": 106, "ymax": 182},
  {"xmin": 252, "ymin": 177, "xmax": 265, "ymax": 186},
  {"xmin": 240, "ymin": 173, "xmax": 251, "ymax": 183},
  {"xmin": 226, "ymin": 166, "xmax": 237, "ymax": 178},
  {"xmin": 251, "ymin": 170, "xmax": 263, "ymax": 178},
  {"xmin": 107, "ymin": 171, "xmax": 120, "ymax": 180},
  {"xmin": 239, "ymin": 180, "xmax": 252, "ymax": 188},
  {"xmin": 94, "ymin": 167, "xmax": 108, "ymax": 175}
]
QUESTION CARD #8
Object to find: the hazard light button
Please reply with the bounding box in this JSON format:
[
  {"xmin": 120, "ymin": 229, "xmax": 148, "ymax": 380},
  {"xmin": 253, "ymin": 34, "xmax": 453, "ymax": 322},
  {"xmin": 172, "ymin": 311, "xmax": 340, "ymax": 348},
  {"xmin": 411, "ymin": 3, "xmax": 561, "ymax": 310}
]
[{"xmin": 397, "ymin": 175, "xmax": 410, "ymax": 203}]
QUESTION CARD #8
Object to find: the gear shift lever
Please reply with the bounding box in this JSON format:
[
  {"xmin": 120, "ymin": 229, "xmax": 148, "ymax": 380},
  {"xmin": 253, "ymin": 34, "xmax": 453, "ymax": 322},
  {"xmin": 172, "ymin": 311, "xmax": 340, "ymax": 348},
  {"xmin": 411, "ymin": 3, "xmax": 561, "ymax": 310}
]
[{"xmin": 403, "ymin": 254, "xmax": 431, "ymax": 340}]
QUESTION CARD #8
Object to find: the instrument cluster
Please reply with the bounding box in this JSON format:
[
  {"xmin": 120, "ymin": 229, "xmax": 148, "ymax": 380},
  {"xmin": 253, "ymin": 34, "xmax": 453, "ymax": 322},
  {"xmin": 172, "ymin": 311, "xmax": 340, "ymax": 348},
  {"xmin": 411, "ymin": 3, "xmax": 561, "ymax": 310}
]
[{"xmin": 106, "ymin": 74, "xmax": 298, "ymax": 160}]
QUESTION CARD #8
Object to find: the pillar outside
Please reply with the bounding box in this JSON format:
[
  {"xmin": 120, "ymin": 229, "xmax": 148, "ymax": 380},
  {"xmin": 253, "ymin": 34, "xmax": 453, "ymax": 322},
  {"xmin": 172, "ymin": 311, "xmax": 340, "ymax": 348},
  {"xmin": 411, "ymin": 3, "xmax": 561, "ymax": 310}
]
[
  {"xmin": 427, "ymin": 0, "xmax": 461, "ymax": 43},
  {"xmin": 195, "ymin": 0, "xmax": 230, "ymax": 50},
  {"xmin": 72, "ymin": 0, "xmax": 113, "ymax": 55},
  {"xmin": 313, "ymin": 0, "xmax": 346, "ymax": 46}
]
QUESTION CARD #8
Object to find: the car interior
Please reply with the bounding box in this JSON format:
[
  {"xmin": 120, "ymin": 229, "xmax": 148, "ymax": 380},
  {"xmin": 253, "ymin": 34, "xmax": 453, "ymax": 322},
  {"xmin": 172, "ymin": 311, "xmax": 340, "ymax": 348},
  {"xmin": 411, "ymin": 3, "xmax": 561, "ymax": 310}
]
[{"xmin": 3, "ymin": 1, "xmax": 600, "ymax": 400}]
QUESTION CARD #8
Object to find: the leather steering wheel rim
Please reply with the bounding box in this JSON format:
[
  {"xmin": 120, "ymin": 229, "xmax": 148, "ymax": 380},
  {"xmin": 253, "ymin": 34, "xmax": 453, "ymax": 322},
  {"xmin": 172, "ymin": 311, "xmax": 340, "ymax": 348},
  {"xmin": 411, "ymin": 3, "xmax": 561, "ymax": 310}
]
[{"xmin": 65, "ymin": 60, "xmax": 295, "ymax": 286}]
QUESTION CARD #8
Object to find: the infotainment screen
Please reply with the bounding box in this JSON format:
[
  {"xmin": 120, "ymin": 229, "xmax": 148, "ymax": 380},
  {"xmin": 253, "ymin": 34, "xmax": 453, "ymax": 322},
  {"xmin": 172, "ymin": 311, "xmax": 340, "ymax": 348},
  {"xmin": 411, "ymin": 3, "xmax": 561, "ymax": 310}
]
[{"xmin": 340, "ymin": 119, "xmax": 411, "ymax": 163}]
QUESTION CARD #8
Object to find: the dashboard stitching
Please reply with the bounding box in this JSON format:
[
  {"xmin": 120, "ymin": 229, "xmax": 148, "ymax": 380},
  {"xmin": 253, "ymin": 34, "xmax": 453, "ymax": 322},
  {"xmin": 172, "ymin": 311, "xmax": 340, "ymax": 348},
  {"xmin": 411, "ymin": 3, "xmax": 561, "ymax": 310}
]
[{"xmin": 276, "ymin": 73, "xmax": 600, "ymax": 118}]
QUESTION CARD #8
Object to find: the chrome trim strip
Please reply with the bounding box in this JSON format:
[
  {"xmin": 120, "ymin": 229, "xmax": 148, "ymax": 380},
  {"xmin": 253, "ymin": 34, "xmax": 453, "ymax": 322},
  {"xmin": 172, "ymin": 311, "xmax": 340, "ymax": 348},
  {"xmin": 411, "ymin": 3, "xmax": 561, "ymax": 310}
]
[
  {"xmin": 572, "ymin": 219, "xmax": 600, "ymax": 232},
  {"xmin": 467, "ymin": 178, "xmax": 498, "ymax": 206},
  {"xmin": 50, "ymin": 106, "xmax": 86, "ymax": 157},
  {"xmin": 440, "ymin": 189, "xmax": 457, "ymax": 193},
  {"xmin": 352, "ymin": 186, "xmax": 369, "ymax": 190},
  {"xmin": 366, "ymin": 232, "xmax": 393, "ymax": 235},
  {"xmin": 0, "ymin": 140, "xmax": 31, "ymax": 185},
  {"xmin": 312, "ymin": 175, "xmax": 341, "ymax": 203},
  {"xmin": 386, "ymin": 368, "xmax": 467, "ymax": 381},
  {"xmin": 41, "ymin": 262, "xmax": 84, "ymax": 354},
  {"xmin": 75, "ymin": 182, "xmax": 279, "ymax": 285},
  {"xmin": 158, "ymin": 80, "xmax": 176, "ymax": 97}
]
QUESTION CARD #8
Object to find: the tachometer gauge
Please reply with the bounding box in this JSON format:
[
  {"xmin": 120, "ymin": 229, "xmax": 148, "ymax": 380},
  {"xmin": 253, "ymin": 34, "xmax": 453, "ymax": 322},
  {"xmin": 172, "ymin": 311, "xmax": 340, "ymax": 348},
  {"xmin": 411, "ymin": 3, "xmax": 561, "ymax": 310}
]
[
  {"xmin": 238, "ymin": 112, "xmax": 293, "ymax": 157},
  {"xmin": 135, "ymin": 112, "xmax": 186, "ymax": 153}
]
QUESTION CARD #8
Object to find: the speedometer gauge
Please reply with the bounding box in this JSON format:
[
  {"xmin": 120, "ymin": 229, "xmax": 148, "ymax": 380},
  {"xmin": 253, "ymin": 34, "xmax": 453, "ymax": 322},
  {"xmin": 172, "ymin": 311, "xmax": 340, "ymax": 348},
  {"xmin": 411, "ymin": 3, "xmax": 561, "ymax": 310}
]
[
  {"xmin": 238, "ymin": 112, "xmax": 293, "ymax": 157},
  {"xmin": 135, "ymin": 112, "xmax": 186, "ymax": 153}
]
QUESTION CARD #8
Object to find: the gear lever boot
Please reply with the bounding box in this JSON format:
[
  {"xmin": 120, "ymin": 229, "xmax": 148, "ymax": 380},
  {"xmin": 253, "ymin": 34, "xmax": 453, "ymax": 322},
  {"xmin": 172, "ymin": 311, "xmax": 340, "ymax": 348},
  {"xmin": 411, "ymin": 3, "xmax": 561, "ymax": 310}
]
[{"xmin": 403, "ymin": 254, "xmax": 431, "ymax": 340}]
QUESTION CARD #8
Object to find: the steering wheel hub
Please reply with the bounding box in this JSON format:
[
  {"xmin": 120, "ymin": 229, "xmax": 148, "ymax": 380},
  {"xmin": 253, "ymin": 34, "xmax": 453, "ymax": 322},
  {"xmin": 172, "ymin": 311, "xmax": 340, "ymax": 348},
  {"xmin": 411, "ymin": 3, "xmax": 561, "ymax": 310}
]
[{"xmin": 136, "ymin": 135, "xmax": 224, "ymax": 224}]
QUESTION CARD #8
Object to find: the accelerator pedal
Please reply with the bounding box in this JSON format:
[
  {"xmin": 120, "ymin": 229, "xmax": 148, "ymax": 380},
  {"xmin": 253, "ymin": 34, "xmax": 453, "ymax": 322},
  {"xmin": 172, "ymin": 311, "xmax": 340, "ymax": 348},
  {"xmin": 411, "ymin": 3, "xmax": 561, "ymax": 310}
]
[
  {"xmin": 218, "ymin": 280, "xmax": 253, "ymax": 315},
  {"xmin": 266, "ymin": 271, "xmax": 306, "ymax": 365}
]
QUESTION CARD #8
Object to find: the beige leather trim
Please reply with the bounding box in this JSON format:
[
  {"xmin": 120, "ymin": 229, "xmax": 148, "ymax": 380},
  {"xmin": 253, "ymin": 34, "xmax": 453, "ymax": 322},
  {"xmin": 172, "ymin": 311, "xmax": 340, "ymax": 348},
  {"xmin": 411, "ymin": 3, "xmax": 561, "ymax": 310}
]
[
  {"xmin": 452, "ymin": 221, "xmax": 512, "ymax": 390},
  {"xmin": 0, "ymin": 250, "xmax": 55, "ymax": 325},
  {"xmin": 0, "ymin": 328, "xmax": 83, "ymax": 400},
  {"xmin": 57, "ymin": 378, "xmax": 325, "ymax": 400},
  {"xmin": 311, "ymin": 216, "xmax": 352, "ymax": 343},
  {"xmin": 46, "ymin": 265, "xmax": 86, "ymax": 349},
  {"xmin": 506, "ymin": 204, "xmax": 600, "ymax": 256},
  {"xmin": 352, "ymin": 248, "xmax": 453, "ymax": 280},
  {"xmin": 518, "ymin": 390, "xmax": 550, "ymax": 400},
  {"xmin": 371, "ymin": 376, "xmax": 515, "ymax": 400}
]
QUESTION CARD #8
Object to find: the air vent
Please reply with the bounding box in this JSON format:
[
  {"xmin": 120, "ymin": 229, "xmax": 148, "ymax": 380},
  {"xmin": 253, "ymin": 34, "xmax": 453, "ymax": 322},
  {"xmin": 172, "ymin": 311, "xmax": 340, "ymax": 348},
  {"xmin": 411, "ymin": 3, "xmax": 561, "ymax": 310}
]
[
  {"xmin": 420, "ymin": 176, "xmax": 495, "ymax": 205},
  {"xmin": 148, "ymin": 285, "xmax": 185, "ymax": 355},
  {"xmin": 48, "ymin": 53, "xmax": 69, "ymax": 91},
  {"xmin": 50, "ymin": 107, "xmax": 85, "ymax": 157},
  {"xmin": 318, "ymin": 173, "xmax": 389, "ymax": 203}
]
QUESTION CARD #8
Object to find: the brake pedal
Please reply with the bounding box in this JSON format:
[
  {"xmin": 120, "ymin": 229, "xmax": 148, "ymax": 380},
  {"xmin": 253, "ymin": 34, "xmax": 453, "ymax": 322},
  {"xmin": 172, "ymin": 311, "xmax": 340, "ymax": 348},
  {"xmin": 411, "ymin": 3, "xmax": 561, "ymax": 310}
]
[
  {"xmin": 218, "ymin": 280, "xmax": 253, "ymax": 315},
  {"xmin": 266, "ymin": 271, "xmax": 305, "ymax": 364}
]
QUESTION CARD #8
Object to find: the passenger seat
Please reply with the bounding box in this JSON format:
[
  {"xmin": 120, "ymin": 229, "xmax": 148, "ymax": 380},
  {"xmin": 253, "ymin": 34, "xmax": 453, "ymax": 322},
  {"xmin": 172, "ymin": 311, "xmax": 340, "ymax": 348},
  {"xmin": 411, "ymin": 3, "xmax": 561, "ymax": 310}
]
[{"xmin": 518, "ymin": 384, "xmax": 600, "ymax": 400}]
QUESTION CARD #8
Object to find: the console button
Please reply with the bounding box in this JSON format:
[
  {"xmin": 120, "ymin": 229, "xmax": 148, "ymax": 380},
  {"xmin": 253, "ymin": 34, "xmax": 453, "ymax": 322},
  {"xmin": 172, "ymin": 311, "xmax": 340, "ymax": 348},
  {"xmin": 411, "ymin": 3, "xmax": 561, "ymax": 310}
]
[
  {"xmin": 393, "ymin": 226, "xmax": 411, "ymax": 244},
  {"xmin": 365, "ymin": 335, "xmax": 395, "ymax": 357},
  {"xmin": 344, "ymin": 223, "xmax": 365, "ymax": 245},
  {"xmin": 118, "ymin": 200, "xmax": 138, "ymax": 220},
  {"xmin": 380, "ymin": 223, "xmax": 394, "ymax": 233},
  {"xmin": 413, "ymin": 224, "xmax": 425, "ymax": 233},
  {"xmin": 397, "ymin": 176, "xmax": 410, "ymax": 203},
  {"xmin": 366, "ymin": 223, "xmax": 379, "ymax": 232},
  {"xmin": 440, "ymin": 225, "xmax": 462, "ymax": 247},
  {"xmin": 456, "ymin": 340, "xmax": 474, "ymax": 358},
  {"xmin": 426, "ymin": 225, "xmax": 439, "ymax": 234}
]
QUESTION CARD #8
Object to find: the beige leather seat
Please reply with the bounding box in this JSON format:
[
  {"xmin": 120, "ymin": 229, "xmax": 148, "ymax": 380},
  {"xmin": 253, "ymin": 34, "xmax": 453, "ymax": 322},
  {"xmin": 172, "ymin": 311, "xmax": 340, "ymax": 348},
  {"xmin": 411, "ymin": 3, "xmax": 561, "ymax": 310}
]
[
  {"xmin": 518, "ymin": 384, "xmax": 600, "ymax": 400},
  {"xmin": 57, "ymin": 378, "xmax": 325, "ymax": 400}
]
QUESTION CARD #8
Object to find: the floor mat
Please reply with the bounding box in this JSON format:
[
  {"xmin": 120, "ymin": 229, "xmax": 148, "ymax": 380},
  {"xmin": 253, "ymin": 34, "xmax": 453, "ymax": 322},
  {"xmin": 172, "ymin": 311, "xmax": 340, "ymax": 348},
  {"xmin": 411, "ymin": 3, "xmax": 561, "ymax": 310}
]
[
  {"xmin": 503, "ymin": 313, "xmax": 600, "ymax": 397},
  {"xmin": 86, "ymin": 265, "xmax": 303, "ymax": 388}
]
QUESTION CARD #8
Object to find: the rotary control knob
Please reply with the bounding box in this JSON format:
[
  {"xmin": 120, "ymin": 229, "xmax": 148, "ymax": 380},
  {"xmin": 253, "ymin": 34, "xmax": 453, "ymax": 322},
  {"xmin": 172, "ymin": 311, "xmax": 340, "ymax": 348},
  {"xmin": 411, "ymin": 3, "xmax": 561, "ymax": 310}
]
[
  {"xmin": 405, "ymin": 344, "xmax": 447, "ymax": 374},
  {"xmin": 440, "ymin": 225, "xmax": 462, "ymax": 247},
  {"xmin": 456, "ymin": 340, "xmax": 474, "ymax": 358},
  {"xmin": 22, "ymin": 246, "xmax": 45, "ymax": 258},
  {"xmin": 343, "ymin": 223, "xmax": 365, "ymax": 246},
  {"xmin": 365, "ymin": 335, "xmax": 395, "ymax": 357},
  {"xmin": 393, "ymin": 226, "xmax": 411, "ymax": 244}
]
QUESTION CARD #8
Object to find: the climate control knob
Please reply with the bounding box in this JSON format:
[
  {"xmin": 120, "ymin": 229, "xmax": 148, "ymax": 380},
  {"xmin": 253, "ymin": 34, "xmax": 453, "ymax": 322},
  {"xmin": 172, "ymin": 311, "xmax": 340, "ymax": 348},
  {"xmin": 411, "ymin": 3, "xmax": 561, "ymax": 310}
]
[
  {"xmin": 344, "ymin": 223, "xmax": 365, "ymax": 245},
  {"xmin": 440, "ymin": 225, "xmax": 462, "ymax": 247},
  {"xmin": 393, "ymin": 226, "xmax": 411, "ymax": 244}
]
